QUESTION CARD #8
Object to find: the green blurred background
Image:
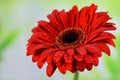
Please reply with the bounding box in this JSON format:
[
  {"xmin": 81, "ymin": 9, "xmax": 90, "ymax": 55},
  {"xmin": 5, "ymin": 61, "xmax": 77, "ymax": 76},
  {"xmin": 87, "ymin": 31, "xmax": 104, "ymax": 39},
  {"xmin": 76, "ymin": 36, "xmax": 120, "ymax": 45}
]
[{"xmin": 0, "ymin": 0, "xmax": 120, "ymax": 80}]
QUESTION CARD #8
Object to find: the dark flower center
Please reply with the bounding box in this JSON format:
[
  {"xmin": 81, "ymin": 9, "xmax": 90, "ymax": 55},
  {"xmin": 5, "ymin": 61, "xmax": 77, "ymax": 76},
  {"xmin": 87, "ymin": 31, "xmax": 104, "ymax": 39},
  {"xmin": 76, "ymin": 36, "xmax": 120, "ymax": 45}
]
[
  {"xmin": 62, "ymin": 31, "xmax": 79, "ymax": 43},
  {"xmin": 55, "ymin": 27, "xmax": 85, "ymax": 48}
]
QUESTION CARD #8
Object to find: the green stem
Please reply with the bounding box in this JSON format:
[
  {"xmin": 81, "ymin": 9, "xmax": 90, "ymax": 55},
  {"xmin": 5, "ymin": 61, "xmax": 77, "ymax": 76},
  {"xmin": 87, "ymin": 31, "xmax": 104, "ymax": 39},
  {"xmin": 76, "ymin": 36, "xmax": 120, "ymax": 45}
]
[{"xmin": 74, "ymin": 71, "xmax": 79, "ymax": 80}]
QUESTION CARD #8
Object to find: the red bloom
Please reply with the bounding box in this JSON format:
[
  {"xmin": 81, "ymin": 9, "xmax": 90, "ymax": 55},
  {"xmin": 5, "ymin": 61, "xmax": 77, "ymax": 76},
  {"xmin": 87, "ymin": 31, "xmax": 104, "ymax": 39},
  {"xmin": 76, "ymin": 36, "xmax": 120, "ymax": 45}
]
[{"xmin": 27, "ymin": 4, "xmax": 116, "ymax": 77}]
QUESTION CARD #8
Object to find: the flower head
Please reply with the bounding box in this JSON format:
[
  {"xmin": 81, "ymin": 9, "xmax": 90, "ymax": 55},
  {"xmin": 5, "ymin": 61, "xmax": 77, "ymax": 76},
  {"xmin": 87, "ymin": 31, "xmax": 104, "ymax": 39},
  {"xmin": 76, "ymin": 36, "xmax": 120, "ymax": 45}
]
[{"xmin": 27, "ymin": 4, "xmax": 116, "ymax": 77}]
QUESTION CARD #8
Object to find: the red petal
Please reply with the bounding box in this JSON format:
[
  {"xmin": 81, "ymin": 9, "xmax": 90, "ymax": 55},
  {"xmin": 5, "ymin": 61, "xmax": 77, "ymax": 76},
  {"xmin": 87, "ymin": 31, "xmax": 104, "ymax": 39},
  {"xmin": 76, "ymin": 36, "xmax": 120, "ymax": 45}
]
[
  {"xmin": 38, "ymin": 21, "xmax": 57, "ymax": 35},
  {"xmin": 85, "ymin": 63, "xmax": 92, "ymax": 70},
  {"xmin": 30, "ymin": 38, "xmax": 53, "ymax": 46},
  {"xmin": 46, "ymin": 55, "xmax": 53, "ymax": 64},
  {"xmin": 59, "ymin": 10, "xmax": 69, "ymax": 29},
  {"xmin": 97, "ymin": 42, "xmax": 110, "ymax": 56},
  {"xmin": 47, "ymin": 10, "xmax": 63, "ymax": 31},
  {"xmin": 27, "ymin": 44, "xmax": 36, "ymax": 55},
  {"xmin": 79, "ymin": 6, "xmax": 89, "ymax": 30},
  {"xmin": 71, "ymin": 68, "xmax": 77, "ymax": 73},
  {"xmin": 55, "ymin": 60, "xmax": 64, "ymax": 67},
  {"xmin": 66, "ymin": 48, "xmax": 74, "ymax": 55},
  {"xmin": 46, "ymin": 63, "xmax": 56, "ymax": 77},
  {"xmin": 76, "ymin": 46, "xmax": 86, "ymax": 55},
  {"xmin": 79, "ymin": 4, "xmax": 97, "ymax": 31},
  {"xmin": 76, "ymin": 61, "xmax": 85, "ymax": 71},
  {"xmin": 92, "ymin": 57, "xmax": 99, "ymax": 66},
  {"xmin": 105, "ymin": 25, "xmax": 116, "ymax": 30},
  {"xmin": 54, "ymin": 51, "xmax": 64, "ymax": 62},
  {"xmin": 30, "ymin": 32, "xmax": 53, "ymax": 43},
  {"xmin": 65, "ymin": 63, "xmax": 73, "ymax": 71},
  {"xmin": 46, "ymin": 52, "xmax": 55, "ymax": 64},
  {"xmin": 87, "ymin": 4, "xmax": 98, "ymax": 33},
  {"xmin": 102, "ymin": 32, "xmax": 116, "ymax": 39},
  {"xmin": 37, "ymin": 61, "xmax": 45, "ymax": 69},
  {"xmin": 85, "ymin": 45, "xmax": 100, "ymax": 53},
  {"xmin": 64, "ymin": 53, "xmax": 73, "ymax": 63},
  {"xmin": 88, "ymin": 28, "xmax": 115, "ymax": 43},
  {"xmin": 58, "ymin": 64, "xmax": 66, "ymax": 74},
  {"xmin": 32, "ymin": 45, "xmax": 48, "ymax": 52},
  {"xmin": 69, "ymin": 5, "xmax": 79, "ymax": 27},
  {"xmin": 104, "ymin": 39, "xmax": 116, "ymax": 47},
  {"xmin": 104, "ymin": 23, "xmax": 116, "ymax": 30},
  {"xmin": 92, "ymin": 12, "xmax": 110, "ymax": 31},
  {"xmin": 89, "ymin": 4, "xmax": 97, "ymax": 21},
  {"xmin": 84, "ymin": 55, "xmax": 93, "ymax": 63},
  {"xmin": 69, "ymin": 12, "xmax": 74, "ymax": 27},
  {"xmin": 78, "ymin": 65, "xmax": 84, "ymax": 71},
  {"xmin": 32, "ymin": 26, "xmax": 41, "ymax": 33},
  {"xmin": 53, "ymin": 51, "xmax": 64, "ymax": 67},
  {"xmin": 90, "ymin": 32, "xmax": 115, "ymax": 43},
  {"xmin": 73, "ymin": 53, "xmax": 83, "ymax": 61},
  {"xmin": 93, "ymin": 51, "xmax": 102, "ymax": 57},
  {"xmin": 32, "ymin": 54, "xmax": 40, "ymax": 62},
  {"xmin": 87, "ymin": 27, "xmax": 105, "ymax": 42},
  {"xmin": 27, "ymin": 44, "xmax": 48, "ymax": 56},
  {"xmin": 37, "ymin": 48, "xmax": 57, "ymax": 68}
]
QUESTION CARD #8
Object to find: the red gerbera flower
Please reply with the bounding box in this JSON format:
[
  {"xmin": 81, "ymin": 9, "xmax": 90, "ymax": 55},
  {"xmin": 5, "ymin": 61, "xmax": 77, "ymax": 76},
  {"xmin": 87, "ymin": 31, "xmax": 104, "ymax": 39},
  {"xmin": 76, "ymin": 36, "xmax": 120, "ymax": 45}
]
[{"xmin": 27, "ymin": 4, "xmax": 116, "ymax": 77}]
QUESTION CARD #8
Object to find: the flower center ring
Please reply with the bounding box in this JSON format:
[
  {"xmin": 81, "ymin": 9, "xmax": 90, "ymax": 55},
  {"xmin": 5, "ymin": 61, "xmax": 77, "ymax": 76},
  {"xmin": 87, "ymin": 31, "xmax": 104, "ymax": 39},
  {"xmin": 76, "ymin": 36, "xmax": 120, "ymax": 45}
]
[{"xmin": 55, "ymin": 27, "xmax": 85, "ymax": 48}]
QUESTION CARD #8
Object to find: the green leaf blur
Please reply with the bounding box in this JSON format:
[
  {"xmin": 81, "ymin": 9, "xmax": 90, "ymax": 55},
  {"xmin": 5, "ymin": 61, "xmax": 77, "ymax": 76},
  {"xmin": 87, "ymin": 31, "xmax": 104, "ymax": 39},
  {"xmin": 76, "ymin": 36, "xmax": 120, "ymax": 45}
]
[{"xmin": 0, "ymin": 28, "xmax": 21, "ymax": 61}]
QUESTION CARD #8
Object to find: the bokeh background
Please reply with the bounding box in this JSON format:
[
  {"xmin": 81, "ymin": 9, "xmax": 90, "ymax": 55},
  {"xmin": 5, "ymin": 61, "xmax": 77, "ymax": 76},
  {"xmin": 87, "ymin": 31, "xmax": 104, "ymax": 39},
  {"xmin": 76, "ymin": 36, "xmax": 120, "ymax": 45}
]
[{"xmin": 0, "ymin": 0, "xmax": 120, "ymax": 80}]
